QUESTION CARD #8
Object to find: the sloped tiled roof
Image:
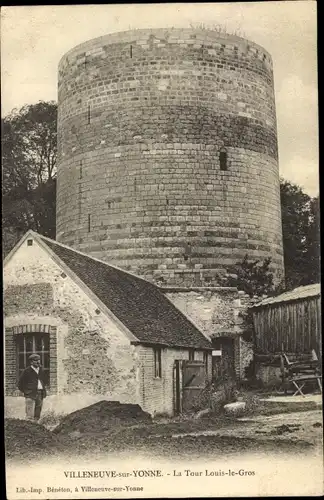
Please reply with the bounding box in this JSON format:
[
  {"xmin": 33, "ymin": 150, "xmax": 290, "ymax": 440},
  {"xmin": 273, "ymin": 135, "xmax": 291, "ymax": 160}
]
[
  {"xmin": 38, "ymin": 235, "xmax": 212, "ymax": 349},
  {"xmin": 251, "ymin": 283, "xmax": 321, "ymax": 308}
]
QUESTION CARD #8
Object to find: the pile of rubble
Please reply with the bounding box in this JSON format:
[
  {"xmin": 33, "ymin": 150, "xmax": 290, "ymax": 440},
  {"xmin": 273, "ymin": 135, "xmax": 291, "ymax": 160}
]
[
  {"xmin": 5, "ymin": 419, "xmax": 60, "ymax": 458},
  {"xmin": 53, "ymin": 400, "xmax": 152, "ymax": 436}
]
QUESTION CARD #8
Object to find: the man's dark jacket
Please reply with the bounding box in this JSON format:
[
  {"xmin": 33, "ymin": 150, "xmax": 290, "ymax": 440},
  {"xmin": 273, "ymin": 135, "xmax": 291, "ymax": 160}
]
[{"xmin": 18, "ymin": 366, "xmax": 47, "ymax": 399}]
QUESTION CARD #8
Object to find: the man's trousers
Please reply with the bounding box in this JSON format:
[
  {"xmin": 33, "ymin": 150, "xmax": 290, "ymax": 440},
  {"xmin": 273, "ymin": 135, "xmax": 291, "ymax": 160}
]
[{"xmin": 25, "ymin": 390, "xmax": 44, "ymax": 421}]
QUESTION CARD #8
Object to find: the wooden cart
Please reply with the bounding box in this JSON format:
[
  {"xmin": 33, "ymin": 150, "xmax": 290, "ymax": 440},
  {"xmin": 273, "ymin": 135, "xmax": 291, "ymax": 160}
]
[{"xmin": 280, "ymin": 351, "xmax": 322, "ymax": 396}]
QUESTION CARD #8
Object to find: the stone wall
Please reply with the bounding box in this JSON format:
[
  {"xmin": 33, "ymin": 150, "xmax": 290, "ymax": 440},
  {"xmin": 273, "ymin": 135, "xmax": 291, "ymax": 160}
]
[
  {"xmin": 238, "ymin": 337, "xmax": 254, "ymax": 380},
  {"xmin": 164, "ymin": 286, "xmax": 254, "ymax": 381},
  {"xmin": 164, "ymin": 287, "xmax": 243, "ymax": 337},
  {"xmin": 56, "ymin": 28, "xmax": 284, "ymax": 286}
]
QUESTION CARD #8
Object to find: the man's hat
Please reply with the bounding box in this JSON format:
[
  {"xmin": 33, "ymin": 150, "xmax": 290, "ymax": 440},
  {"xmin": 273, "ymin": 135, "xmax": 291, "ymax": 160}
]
[{"xmin": 29, "ymin": 353, "xmax": 40, "ymax": 361}]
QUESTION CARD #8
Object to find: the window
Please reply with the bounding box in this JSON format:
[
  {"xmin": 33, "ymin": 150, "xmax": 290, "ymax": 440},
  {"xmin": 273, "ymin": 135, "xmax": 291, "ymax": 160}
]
[
  {"xmin": 183, "ymin": 242, "xmax": 191, "ymax": 262},
  {"xmin": 16, "ymin": 333, "xmax": 50, "ymax": 385},
  {"xmin": 154, "ymin": 348, "xmax": 162, "ymax": 378},
  {"xmin": 189, "ymin": 349, "xmax": 195, "ymax": 361},
  {"xmin": 219, "ymin": 149, "xmax": 227, "ymax": 171},
  {"xmin": 27, "ymin": 239, "xmax": 33, "ymax": 246}
]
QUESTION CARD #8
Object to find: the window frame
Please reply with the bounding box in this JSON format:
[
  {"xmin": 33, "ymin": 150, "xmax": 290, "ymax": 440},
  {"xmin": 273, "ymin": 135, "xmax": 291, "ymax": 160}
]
[
  {"xmin": 154, "ymin": 347, "xmax": 162, "ymax": 378},
  {"xmin": 189, "ymin": 349, "xmax": 195, "ymax": 361},
  {"xmin": 16, "ymin": 332, "xmax": 50, "ymax": 386}
]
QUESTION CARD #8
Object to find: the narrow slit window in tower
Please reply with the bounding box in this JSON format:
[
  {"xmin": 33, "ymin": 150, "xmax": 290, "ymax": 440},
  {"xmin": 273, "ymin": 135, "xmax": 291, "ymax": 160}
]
[
  {"xmin": 87, "ymin": 105, "xmax": 91, "ymax": 124},
  {"xmin": 88, "ymin": 214, "xmax": 91, "ymax": 232},
  {"xmin": 80, "ymin": 160, "xmax": 83, "ymax": 179},
  {"xmin": 220, "ymin": 150, "xmax": 228, "ymax": 171},
  {"xmin": 130, "ymin": 45, "xmax": 133, "ymax": 58}
]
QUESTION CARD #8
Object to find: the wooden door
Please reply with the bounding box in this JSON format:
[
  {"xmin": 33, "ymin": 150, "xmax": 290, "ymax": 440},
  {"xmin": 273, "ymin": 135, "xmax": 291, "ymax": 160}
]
[
  {"xmin": 213, "ymin": 337, "xmax": 235, "ymax": 381},
  {"xmin": 182, "ymin": 360, "xmax": 206, "ymax": 413}
]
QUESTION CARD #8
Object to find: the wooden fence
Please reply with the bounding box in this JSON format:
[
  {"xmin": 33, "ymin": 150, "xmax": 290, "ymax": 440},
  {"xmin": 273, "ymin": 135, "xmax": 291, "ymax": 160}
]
[{"xmin": 252, "ymin": 296, "xmax": 321, "ymax": 358}]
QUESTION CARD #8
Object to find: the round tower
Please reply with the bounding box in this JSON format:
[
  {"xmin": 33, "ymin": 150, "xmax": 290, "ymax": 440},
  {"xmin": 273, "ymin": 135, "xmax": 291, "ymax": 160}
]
[{"xmin": 57, "ymin": 28, "xmax": 284, "ymax": 286}]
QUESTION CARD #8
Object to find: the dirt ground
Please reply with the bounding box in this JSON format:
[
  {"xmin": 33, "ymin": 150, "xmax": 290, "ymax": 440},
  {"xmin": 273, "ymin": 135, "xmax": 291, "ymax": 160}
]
[
  {"xmin": 6, "ymin": 399, "xmax": 323, "ymax": 465},
  {"xmin": 53, "ymin": 409, "xmax": 322, "ymax": 464}
]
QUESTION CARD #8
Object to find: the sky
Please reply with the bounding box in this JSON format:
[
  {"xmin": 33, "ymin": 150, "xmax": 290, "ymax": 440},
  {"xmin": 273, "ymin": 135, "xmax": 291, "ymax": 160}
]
[{"xmin": 1, "ymin": 2, "xmax": 318, "ymax": 196}]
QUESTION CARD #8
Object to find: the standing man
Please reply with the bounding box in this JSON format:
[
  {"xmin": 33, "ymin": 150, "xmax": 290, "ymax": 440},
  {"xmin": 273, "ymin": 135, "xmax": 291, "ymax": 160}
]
[{"xmin": 18, "ymin": 354, "xmax": 47, "ymax": 422}]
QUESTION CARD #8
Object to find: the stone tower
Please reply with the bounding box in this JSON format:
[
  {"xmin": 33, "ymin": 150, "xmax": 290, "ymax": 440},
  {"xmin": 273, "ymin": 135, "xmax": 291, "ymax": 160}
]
[{"xmin": 56, "ymin": 28, "xmax": 284, "ymax": 286}]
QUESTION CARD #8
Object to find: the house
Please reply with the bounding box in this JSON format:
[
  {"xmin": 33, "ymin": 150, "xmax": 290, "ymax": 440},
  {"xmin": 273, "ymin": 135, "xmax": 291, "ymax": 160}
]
[
  {"xmin": 250, "ymin": 284, "xmax": 321, "ymax": 385},
  {"xmin": 4, "ymin": 231, "xmax": 213, "ymax": 418}
]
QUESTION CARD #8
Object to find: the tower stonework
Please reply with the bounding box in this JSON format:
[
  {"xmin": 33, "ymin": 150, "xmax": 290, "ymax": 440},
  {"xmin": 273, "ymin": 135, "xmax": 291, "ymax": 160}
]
[{"xmin": 57, "ymin": 28, "xmax": 284, "ymax": 286}]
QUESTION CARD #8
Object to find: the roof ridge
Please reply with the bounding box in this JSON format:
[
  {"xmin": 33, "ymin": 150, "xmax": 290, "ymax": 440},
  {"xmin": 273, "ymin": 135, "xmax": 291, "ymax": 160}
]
[{"xmin": 35, "ymin": 231, "xmax": 156, "ymax": 287}]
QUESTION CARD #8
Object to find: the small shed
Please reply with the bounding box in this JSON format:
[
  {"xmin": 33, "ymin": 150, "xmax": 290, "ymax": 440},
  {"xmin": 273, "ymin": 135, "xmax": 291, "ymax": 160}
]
[
  {"xmin": 250, "ymin": 284, "xmax": 321, "ymax": 384},
  {"xmin": 251, "ymin": 284, "xmax": 321, "ymax": 357}
]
